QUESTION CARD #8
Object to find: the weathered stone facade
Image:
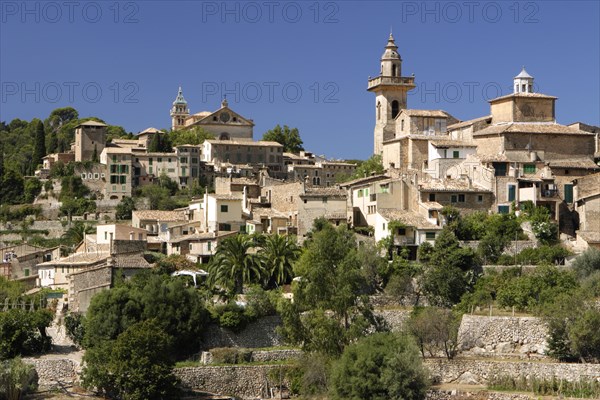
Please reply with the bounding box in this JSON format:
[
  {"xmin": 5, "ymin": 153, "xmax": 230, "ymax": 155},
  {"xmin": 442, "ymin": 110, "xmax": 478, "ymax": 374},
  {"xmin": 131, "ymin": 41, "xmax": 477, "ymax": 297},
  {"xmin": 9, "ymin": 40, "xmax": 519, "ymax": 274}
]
[{"xmin": 201, "ymin": 316, "xmax": 283, "ymax": 350}]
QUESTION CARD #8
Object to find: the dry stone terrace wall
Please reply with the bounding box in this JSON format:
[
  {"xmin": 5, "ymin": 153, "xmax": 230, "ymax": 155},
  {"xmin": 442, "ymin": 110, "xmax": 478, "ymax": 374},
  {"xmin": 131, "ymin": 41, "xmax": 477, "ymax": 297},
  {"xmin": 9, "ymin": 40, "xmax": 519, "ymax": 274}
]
[
  {"xmin": 175, "ymin": 365, "xmax": 290, "ymax": 400},
  {"xmin": 201, "ymin": 315, "xmax": 283, "ymax": 350},
  {"xmin": 22, "ymin": 358, "xmax": 80, "ymax": 390},
  {"xmin": 424, "ymin": 358, "xmax": 600, "ymax": 385},
  {"xmin": 458, "ymin": 315, "xmax": 548, "ymax": 357}
]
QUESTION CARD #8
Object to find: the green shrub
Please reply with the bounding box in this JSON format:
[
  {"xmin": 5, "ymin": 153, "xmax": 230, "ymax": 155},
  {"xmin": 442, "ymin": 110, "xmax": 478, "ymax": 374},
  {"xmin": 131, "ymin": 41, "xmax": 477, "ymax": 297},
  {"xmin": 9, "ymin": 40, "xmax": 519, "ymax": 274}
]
[
  {"xmin": 0, "ymin": 357, "xmax": 39, "ymax": 400},
  {"xmin": 210, "ymin": 347, "xmax": 252, "ymax": 364},
  {"xmin": 64, "ymin": 312, "xmax": 85, "ymax": 347}
]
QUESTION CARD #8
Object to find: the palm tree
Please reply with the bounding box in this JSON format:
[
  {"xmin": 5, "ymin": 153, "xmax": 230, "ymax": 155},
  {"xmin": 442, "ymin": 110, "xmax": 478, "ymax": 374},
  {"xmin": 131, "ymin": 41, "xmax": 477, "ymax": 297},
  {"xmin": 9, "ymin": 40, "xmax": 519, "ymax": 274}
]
[
  {"xmin": 62, "ymin": 221, "xmax": 94, "ymax": 247},
  {"xmin": 261, "ymin": 234, "xmax": 301, "ymax": 287},
  {"xmin": 208, "ymin": 234, "xmax": 265, "ymax": 294}
]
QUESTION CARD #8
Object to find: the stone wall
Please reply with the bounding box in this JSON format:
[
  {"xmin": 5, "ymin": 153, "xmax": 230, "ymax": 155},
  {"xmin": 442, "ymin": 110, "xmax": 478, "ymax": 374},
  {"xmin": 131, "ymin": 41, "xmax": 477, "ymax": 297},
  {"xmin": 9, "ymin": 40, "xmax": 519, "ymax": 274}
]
[
  {"xmin": 200, "ymin": 349, "xmax": 302, "ymax": 365},
  {"xmin": 175, "ymin": 365, "xmax": 290, "ymax": 399},
  {"xmin": 424, "ymin": 358, "xmax": 600, "ymax": 385},
  {"xmin": 22, "ymin": 358, "xmax": 80, "ymax": 390},
  {"xmin": 375, "ymin": 309, "xmax": 411, "ymax": 332},
  {"xmin": 201, "ymin": 316, "xmax": 283, "ymax": 350},
  {"xmin": 426, "ymin": 390, "xmax": 533, "ymax": 399},
  {"xmin": 458, "ymin": 315, "xmax": 548, "ymax": 357},
  {"xmin": 460, "ymin": 240, "xmax": 538, "ymax": 255}
]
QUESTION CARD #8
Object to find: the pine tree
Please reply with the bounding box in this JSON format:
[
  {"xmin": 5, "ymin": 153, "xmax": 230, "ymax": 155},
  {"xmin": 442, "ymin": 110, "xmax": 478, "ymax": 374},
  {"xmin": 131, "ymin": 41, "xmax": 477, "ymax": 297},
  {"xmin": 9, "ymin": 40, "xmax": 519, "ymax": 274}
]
[
  {"xmin": 47, "ymin": 131, "xmax": 58, "ymax": 153},
  {"xmin": 33, "ymin": 120, "xmax": 46, "ymax": 167}
]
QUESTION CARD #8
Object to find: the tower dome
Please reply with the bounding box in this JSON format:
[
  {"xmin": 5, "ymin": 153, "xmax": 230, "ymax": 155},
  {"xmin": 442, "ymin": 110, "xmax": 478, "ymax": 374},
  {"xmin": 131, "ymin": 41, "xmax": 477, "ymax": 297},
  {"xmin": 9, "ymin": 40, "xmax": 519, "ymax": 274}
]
[{"xmin": 514, "ymin": 67, "xmax": 534, "ymax": 93}]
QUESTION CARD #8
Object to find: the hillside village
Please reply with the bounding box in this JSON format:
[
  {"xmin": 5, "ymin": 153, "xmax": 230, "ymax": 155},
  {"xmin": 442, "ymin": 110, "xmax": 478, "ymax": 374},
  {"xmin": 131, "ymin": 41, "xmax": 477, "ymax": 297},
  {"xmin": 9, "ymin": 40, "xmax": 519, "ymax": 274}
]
[{"xmin": 2, "ymin": 34, "xmax": 600, "ymax": 399}]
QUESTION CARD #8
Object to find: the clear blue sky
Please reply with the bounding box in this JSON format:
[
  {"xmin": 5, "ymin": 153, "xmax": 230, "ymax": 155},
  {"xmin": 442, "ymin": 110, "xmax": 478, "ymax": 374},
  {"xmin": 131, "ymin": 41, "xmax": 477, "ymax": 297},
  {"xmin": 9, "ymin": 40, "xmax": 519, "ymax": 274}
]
[{"xmin": 1, "ymin": 1, "xmax": 599, "ymax": 159}]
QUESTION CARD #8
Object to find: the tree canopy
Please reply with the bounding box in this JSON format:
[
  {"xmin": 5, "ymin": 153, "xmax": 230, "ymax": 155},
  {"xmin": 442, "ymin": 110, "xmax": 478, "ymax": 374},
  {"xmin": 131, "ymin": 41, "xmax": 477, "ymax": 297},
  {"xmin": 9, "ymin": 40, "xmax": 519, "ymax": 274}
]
[{"xmin": 262, "ymin": 124, "xmax": 304, "ymax": 153}]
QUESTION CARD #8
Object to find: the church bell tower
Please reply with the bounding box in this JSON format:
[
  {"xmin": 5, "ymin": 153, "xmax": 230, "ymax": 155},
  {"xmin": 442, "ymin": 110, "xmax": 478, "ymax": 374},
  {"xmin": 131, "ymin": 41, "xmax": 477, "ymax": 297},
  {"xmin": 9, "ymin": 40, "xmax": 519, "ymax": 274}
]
[
  {"xmin": 368, "ymin": 33, "xmax": 416, "ymax": 155},
  {"xmin": 170, "ymin": 86, "xmax": 190, "ymax": 130}
]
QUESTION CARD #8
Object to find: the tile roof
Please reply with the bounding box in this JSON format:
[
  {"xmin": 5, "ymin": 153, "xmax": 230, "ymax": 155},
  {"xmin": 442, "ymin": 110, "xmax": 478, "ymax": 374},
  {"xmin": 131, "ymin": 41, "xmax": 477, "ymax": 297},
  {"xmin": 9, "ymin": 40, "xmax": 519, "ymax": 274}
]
[
  {"xmin": 378, "ymin": 209, "xmax": 441, "ymax": 230},
  {"xmin": 302, "ymin": 187, "xmax": 346, "ymax": 198},
  {"xmin": 132, "ymin": 210, "xmax": 187, "ymax": 221},
  {"xmin": 210, "ymin": 194, "xmax": 243, "ymax": 200},
  {"xmin": 473, "ymin": 123, "xmax": 594, "ymax": 137},
  {"xmin": 548, "ymin": 159, "xmax": 600, "ymax": 170},
  {"xmin": 574, "ymin": 172, "xmax": 600, "ymax": 200},
  {"xmin": 38, "ymin": 251, "xmax": 110, "ymax": 266},
  {"xmin": 77, "ymin": 120, "xmax": 107, "ymax": 127},
  {"xmin": 418, "ymin": 178, "xmax": 492, "ymax": 193},
  {"xmin": 430, "ymin": 139, "xmax": 477, "ymax": 148},
  {"xmin": 401, "ymin": 109, "xmax": 449, "ymax": 118},
  {"xmin": 206, "ymin": 140, "xmax": 283, "ymax": 147},
  {"xmin": 447, "ymin": 115, "xmax": 492, "ymax": 130},
  {"xmin": 421, "ymin": 201, "xmax": 444, "ymax": 210},
  {"xmin": 338, "ymin": 174, "xmax": 389, "ymax": 188},
  {"xmin": 113, "ymin": 253, "xmax": 152, "ymax": 269},
  {"xmin": 489, "ymin": 92, "xmax": 557, "ymax": 102}
]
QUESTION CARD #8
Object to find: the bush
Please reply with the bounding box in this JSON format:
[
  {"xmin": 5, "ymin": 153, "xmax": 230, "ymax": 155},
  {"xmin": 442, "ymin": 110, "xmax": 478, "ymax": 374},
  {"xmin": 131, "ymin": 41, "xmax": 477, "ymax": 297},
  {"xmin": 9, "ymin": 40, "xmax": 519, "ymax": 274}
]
[
  {"xmin": 572, "ymin": 248, "xmax": 600, "ymax": 279},
  {"xmin": 210, "ymin": 347, "xmax": 252, "ymax": 364},
  {"xmin": 64, "ymin": 312, "xmax": 85, "ymax": 347},
  {"xmin": 0, "ymin": 357, "xmax": 39, "ymax": 400},
  {"xmin": 330, "ymin": 332, "xmax": 429, "ymax": 400},
  {"xmin": 0, "ymin": 309, "xmax": 53, "ymax": 358},
  {"xmin": 244, "ymin": 285, "xmax": 277, "ymax": 320}
]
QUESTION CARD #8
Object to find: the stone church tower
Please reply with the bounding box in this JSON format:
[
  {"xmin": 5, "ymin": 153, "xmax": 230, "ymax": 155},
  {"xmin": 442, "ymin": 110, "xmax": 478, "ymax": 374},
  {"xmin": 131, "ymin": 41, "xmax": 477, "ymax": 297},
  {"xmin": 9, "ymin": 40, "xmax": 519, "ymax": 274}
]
[
  {"xmin": 170, "ymin": 86, "xmax": 190, "ymax": 130},
  {"xmin": 368, "ymin": 33, "xmax": 416, "ymax": 155}
]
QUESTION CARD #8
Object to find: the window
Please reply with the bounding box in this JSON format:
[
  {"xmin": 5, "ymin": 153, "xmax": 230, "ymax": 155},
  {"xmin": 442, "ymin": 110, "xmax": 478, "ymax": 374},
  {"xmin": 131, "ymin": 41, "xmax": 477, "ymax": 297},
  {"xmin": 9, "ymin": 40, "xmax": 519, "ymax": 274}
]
[
  {"xmin": 498, "ymin": 205, "xmax": 510, "ymax": 214},
  {"xmin": 207, "ymin": 241, "xmax": 212, "ymax": 251},
  {"xmin": 149, "ymin": 158, "xmax": 153, "ymax": 165},
  {"xmin": 180, "ymin": 157, "xmax": 187, "ymax": 163},
  {"xmin": 493, "ymin": 162, "xmax": 507, "ymax": 176},
  {"xmin": 508, "ymin": 184, "xmax": 516, "ymax": 201},
  {"xmin": 453, "ymin": 150, "xmax": 460, "ymax": 159},
  {"xmin": 397, "ymin": 228, "xmax": 406, "ymax": 235},
  {"xmin": 428, "ymin": 193, "xmax": 435, "ymax": 201},
  {"xmin": 451, "ymin": 194, "xmax": 458, "ymax": 203},
  {"xmin": 564, "ymin": 184, "xmax": 573, "ymax": 203},
  {"xmin": 477, "ymin": 195, "xmax": 483, "ymax": 203},
  {"xmin": 391, "ymin": 100, "xmax": 399, "ymax": 119},
  {"xmin": 220, "ymin": 205, "xmax": 229, "ymax": 212},
  {"xmin": 322, "ymin": 197, "xmax": 327, "ymax": 203},
  {"xmin": 158, "ymin": 157, "xmax": 162, "ymax": 162},
  {"xmin": 120, "ymin": 176, "xmax": 126, "ymax": 184},
  {"xmin": 523, "ymin": 164, "xmax": 536, "ymax": 174},
  {"xmin": 358, "ymin": 189, "xmax": 363, "ymax": 198},
  {"xmin": 425, "ymin": 232, "xmax": 436, "ymax": 240},
  {"xmin": 458, "ymin": 194, "xmax": 465, "ymax": 203}
]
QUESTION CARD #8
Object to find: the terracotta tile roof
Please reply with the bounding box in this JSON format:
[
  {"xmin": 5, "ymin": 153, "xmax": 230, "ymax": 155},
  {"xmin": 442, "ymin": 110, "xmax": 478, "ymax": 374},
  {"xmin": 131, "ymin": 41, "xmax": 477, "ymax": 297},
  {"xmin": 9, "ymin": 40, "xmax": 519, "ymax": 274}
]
[
  {"xmin": 418, "ymin": 178, "xmax": 492, "ymax": 193},
  {"xmin": 103, "ymin": 147, "xmax": 133, "ymax": 154},
  {"xmin": 431, "ymin": 139, "xmax": 477, "ymax": 148},
  {"xmin": 473, "ymin": 123, "xmax": 594, "ymax": 137},
  {"xmin": 574, "ymin": 172, "xmax": 600, "ymax": 200},
  {"xmin": 339, "ymin": 174, "xmax": 389, "ymax": 188},
  {"xmin": 38, "ymin": 252, "xmax": 110, "ymax": 267},
  {"xmin": 254, "ymin": 208, "xmax": 288, "ymax": 219},
  {"xmin": 132, "ymin": 210, "xmax": 187, "ymax": 221},
  {"xmin": 401, "ymin": 109, "xmax": 450, "ymax": 118},
  {"xmin": 448, "ymin": 115, "xmax": 492, "ymax": 130},
  {"xmin": 421, "ymin": 201, "xmax": 444, "ymax": 210},
  {"xmin": 489, "ymin": 92, "xmax": 557, "ymax": 102},
  {"xmin": 206, "ymin": 140, "xmax": 283, "ymax": 147},
  {"xmin": 378, "ymin": 209, "xmax": 441, "ymax": 230},
  {"xmin": 302, "ymin": 187, "xmax": 346, "ymax": 198},
  {"xmin": 548, "ymin": 159, "xmax": 600, "ymax": 170},
  {"xmin": 210, "ymin": 194, "xmax": 243, "ymax": 200},
  {"xmin": 76, "ymin": 120, "xmax": 107, "ymax": 127},
  {"xmin": 113, "ymin": 253, "xmax": 152, "ymax": 269},
  {"xmin": 138, "ymin": 127, "xmax": 161, "ymax": 134}
]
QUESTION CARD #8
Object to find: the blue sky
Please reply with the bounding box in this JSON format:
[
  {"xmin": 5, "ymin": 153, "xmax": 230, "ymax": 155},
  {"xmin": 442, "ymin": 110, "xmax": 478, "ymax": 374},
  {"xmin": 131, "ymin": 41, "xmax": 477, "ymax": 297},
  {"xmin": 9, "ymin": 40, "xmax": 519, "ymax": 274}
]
[{"xmin": 1, "ymin": 1, "xmax": 599, "ymax": 159}]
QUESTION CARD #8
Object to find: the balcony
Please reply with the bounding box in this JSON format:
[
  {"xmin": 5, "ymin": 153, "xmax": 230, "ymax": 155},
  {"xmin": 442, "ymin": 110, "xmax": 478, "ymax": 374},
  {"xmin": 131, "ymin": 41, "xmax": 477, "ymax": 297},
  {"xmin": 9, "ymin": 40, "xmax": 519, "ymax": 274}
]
[
  {"xmin": 367, "ymin": 75, "xmax": 415, "ymax": 90},
  {"xmin": 541, "ymin": 189, "xmax": 559, "ymax": 198},
  {"xmin": 393, "ymin": 236, "xmax": 415, "ymax": 246}
]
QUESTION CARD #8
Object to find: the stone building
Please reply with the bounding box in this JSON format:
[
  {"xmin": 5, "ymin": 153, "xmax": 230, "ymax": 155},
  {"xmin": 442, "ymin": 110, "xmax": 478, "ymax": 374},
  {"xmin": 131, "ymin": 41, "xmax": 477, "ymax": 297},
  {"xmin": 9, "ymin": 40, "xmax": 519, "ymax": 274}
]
[
  {"xmin": 100, "ymin": 146, "xmax": 134, "ymax": 200},
  {"xmin": 74, "ymin": 120, "xmax": 107, "ymax": 162},
  {"xmin": 368, "ymin": 33, "xmax": 416, "ymax": 155},
  {"xmin": 573, "ymin": 172, "xmax": 600, "ymax": 249},
  {"xmin": 202, "ymin": 139, "xmax": 284, "ymax": 177},
  {"xmin": 171, "ymin": 90, "xmax": 254, "ymax": 141}
]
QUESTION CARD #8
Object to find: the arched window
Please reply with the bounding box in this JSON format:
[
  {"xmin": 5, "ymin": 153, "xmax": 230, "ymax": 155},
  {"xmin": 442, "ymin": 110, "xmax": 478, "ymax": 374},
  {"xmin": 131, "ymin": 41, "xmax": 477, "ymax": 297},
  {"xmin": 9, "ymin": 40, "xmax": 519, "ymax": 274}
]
[
  {"xmin": 401, "ymin": 119, "xmax": 405, "ymax": 131},
  {"xmin": 392, "ymin": 64, "xmax": 397, "ymax": 77},
  {"xmin": 391, "ymin": 100, "xmax": 399, "ymax": 119},
  {"xmin": 219, "ymin": 132, "xmax": 230, "ymax": 140},
  {"xmin": 377, "ymin": 102, "xmax": 381, "ymax": 120}
]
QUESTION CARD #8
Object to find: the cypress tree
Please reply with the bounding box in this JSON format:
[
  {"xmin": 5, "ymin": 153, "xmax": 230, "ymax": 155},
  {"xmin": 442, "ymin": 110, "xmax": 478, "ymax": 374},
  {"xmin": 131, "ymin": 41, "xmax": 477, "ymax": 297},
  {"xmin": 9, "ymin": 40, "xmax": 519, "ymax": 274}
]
[{"xmin": 33, "ymin": 120, "xmax": 46, "ymax": 167}]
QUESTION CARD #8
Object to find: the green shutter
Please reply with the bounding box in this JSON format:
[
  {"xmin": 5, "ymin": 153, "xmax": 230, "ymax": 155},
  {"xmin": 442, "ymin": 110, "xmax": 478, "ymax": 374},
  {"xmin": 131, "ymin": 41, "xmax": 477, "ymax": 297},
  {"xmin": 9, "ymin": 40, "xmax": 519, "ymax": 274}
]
[
  {"xmin": 508, "ymin": 185, "xmax": 516, "ymax": 202},
  {"xmin": 498, "ymin": 205, "xmax": 510, "ymax": 214},
  {"xmin": 564, "ymin": 184, "xmax": 573, "ymax": 203}
]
